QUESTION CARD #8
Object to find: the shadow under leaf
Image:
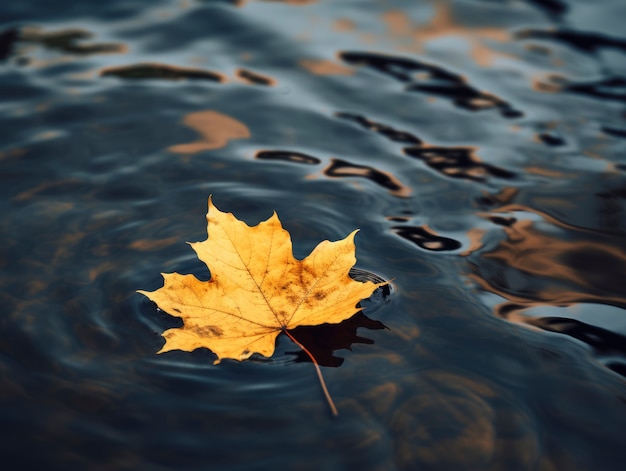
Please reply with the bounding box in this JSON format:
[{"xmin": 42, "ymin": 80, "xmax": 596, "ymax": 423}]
[{"xmin": 287, "ymin": 312, "xmax": 387, "ymax": 367}]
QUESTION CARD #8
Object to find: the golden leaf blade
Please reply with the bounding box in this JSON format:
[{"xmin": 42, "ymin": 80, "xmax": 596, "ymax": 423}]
[
  {"xmin": 190, "ymin": 207, "xmax": 294, "ymax": 301},
  {"xmin": 285, "ymin": 232, "xmax": 378, "ymax": 327},
  {"xmin": 138, "ymin": 197, "xmax": 386, "ymax": 363},
  {"xmin": 138, "ymin": 272, "xmax": 279, "ymax": 359}
]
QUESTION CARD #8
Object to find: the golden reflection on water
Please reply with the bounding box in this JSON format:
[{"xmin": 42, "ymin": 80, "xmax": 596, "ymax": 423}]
[
  {"xmin": 332, "ymin": 18, "xmax": 355, "ymax": 33},
  {"xmin": 524, "ymin": 166, "xmax": 569, "ymax": 178},
  {"xmin": 13, "ymin": 179, "xmax": 81, "ymax": 201},
  {"xmin": 468, "ymin": 206, "xmax": 626, "ymax": 309},
  {"xmin": 168, "ymin": 110, "xmax": 251, "ymax": 155},
  {"xmin": 387, "ymin": 370, "xmax": 540, "ymax": 470},
  {"xmin": 461, "ymin": 227, "xmax": 487, "ymax": 256},
  {"xmin": 129, "ymin": 237, "xmax": 179, "ymax": 252},
  {"xmin": 0, "ymin": 147, "xmax": 27, "ymax": 162},
  {"xmin": 299, "ymin": 58, "xmax": 354, "ymax": 76},
  {"xmin": 380, "ymin": 1, "xmax": 511, "ymax": 67}
]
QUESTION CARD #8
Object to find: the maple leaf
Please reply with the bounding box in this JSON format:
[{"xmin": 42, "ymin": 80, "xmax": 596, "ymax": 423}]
[{"xmin": 138, "ymin": 197, "xmax": 387, "ymax": 414}]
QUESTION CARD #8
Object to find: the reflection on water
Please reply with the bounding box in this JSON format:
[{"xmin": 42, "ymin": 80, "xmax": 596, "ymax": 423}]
[
  {"xmin": 336, "ymin": 112, "xmax": 422, "ymax": 145},
  {"xmin": 393, "ymin": 225, "xmax": 462, "ymax": 252},
  {"xmin": 256, "ymin": 149, "xmax": 320, "ymax": 164},
  {"xmin": 380, "ymin": 2, "xmax": 510, "ymax": 67},
  {"xmin": 299, "ymin": 58, "xmax": 353, "ymax": 76},
  {"xmin": 516, "ymin": 28, "xmax": 626, "ymax": 55},
  {"xmin": 468, "ymin": 188, "xmax": 626, "ymax": 380},
  {"xmin": 289, "ymin": 313, "xmax": 385, "ymax": 367},
  {"xmin": 405, "ymin": 145, "xmax": 516, "ymax": 182},
  {"xmin": 339, "ymin": 51, "xmax": 522, "ymax": 117},
  {"xmin": 19, "ymin": 26, "xmax": 125, "ymax": 55},
  {"xmin": 469, "ymin": 214, "xmax": 626, "ymax": 308},
  {"xmin": 102, "ymin": 63, "xmax": 225, "ymax": 81},
  {"xmin": 1, "ymin": 0, "xmax": 626, "ymax": 469},
  {"xmin": 168, "ymin": 110, "xmax": 250, "ymax": 154},
  {"xmin": 235, "ymin": 67, "xmax": 275, "ymax": 86},
  {"xmin": 324, "ymin": 158, "xmax": 411, "ymax": 198}
]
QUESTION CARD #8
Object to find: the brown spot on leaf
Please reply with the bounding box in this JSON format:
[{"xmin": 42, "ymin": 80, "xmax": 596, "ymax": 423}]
[{"xmin": 192, "ymin": 325, "xmax": 224, "ymax": 337}]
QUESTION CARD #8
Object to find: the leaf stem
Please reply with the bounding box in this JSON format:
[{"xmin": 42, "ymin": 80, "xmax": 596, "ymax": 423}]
[{"xmin": 284, "ymin": 329, "xmax": 338, "ymax": 417}]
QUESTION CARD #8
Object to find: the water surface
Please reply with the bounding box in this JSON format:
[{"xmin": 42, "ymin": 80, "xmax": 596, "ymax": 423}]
[{"xmin": 1, "ymin": 0, "xmax": 625, "ymax": 469}]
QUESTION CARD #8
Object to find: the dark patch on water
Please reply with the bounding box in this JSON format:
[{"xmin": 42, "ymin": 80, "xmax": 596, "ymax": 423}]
[
  {"xmin": 516, "ymin": 28, "xmax": 626, "ymax": 54},
  {"xmin": 0, "ymin": 28, "xmax": 18, "ymax": 60},
  {"xmin": 406, "ymin": 82, "xmax": 522, "ymax": 118},
  {"xmin": 537, "ymin": 133, "xmax": 565, "ymax": 146},
  {"xmin": 335, "ymin": 112, "xmax": 422, "ymax": 145},
  {"xmin": 387, "ymin": 216, "xmax": 411, "ymax": 223},
  {"xmin": 339, "ymin": 51, "xmax": 523, "ymax": 118},
  {"xmin": 607, "ymin": 362, "xmax": 626, "ymax": 377},
  {"xmin": 403, "ymin": 146, "xmax": 516, "ymax": 182},
  {"xmin": 602, "ymin": 126, "xmax": 626, "ymax": 138},
  {"xmin": 563, "ymin": 77, "xmax": 626, "ymax": 103},
  {"xmin": 526, "ymin": 317, "xmax": 626, "ymax": 359},
  {"xmin": 487, "ymin": 215, "xmax": 517, "ymax": 227},
  {"xmin": 596, "ymin": 186, "xmax": 626, "ymax": 199},
  {"xmin": 255, "ymin": 150, "xmax": 320, "ymax": 164},
  {"xmin": 340, "ymin": 51, "xmax": 420, "ymax": 82},
  {"xmin": 392, "ymin": 226, "xmax": 461, "ymax": 252},
  {"xmin": 523, "ymin": 0, "xmax": 568, "ymax": 18},
  {"xmin": 20, "ymin": 27, "xmax": 124, "ymax": 55},
  {"xmin": 324, "ymin": 158, "xmax": 410, "ymax": 197},
  {"xmin": 475, "ymin": 187, "xmax": 519, "ymax": 208},
  {"xmin": 101, "ymin": 63, "xmax": 225, "ymax": 81},
  {"xmin": 235, "ymin": 68, "xmax": 275, "ymax": 86},
  {"xmin": 288, "ymin": 312, "xmax": 387, "ymax": 367}
]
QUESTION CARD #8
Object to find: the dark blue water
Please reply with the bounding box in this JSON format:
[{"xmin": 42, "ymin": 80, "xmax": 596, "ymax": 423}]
[{"xmin": 2, "ymin": 0, "xmax": 626, "ymax": 469}]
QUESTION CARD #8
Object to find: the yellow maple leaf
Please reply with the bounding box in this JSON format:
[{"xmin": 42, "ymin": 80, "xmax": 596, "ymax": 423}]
[
  {"xmin": 140, "ymin": 197, "xmax": 384, "ymax": 359},
  {"xmin": 139, "ymin": 198, "xmax": 384, "ymax": 361},
  {"xmin": 138, "ymin": 198, "xmax": 386, "ymax": 414}
]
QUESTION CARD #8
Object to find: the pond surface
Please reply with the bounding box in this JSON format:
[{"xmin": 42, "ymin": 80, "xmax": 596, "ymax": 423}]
[{"xmin": 2, "ymin": 0, "xmax": 626, "ymax": 469}]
